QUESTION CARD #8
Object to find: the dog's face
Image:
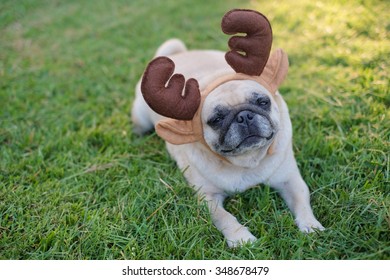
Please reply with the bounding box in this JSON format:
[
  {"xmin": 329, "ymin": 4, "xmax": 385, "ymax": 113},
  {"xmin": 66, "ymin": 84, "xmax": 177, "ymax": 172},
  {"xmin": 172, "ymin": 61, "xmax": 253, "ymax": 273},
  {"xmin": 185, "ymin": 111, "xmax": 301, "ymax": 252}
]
[{"xmin": 202, "ymin": 80, "xmax": 280, "ymax": 167}]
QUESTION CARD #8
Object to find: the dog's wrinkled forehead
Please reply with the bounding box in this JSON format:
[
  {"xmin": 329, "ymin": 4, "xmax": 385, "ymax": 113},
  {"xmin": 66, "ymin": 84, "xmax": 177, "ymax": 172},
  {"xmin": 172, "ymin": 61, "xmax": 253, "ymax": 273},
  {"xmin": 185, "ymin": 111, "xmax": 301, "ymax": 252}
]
[{"xmin": 201, "ymin": 80, "xmax": 272, "ymax": 118}]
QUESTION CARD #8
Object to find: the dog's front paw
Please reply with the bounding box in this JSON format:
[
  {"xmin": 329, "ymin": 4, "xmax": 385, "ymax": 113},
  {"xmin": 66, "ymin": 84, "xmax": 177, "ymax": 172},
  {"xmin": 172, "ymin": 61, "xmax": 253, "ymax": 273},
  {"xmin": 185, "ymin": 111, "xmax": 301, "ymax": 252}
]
[
  {"xmin": 295, "ymin": 216, "xmax": 325, "ymax": 233},
  {"xmin": 225, "ymin": 227, "xmax": 257, "ymax": 248}
]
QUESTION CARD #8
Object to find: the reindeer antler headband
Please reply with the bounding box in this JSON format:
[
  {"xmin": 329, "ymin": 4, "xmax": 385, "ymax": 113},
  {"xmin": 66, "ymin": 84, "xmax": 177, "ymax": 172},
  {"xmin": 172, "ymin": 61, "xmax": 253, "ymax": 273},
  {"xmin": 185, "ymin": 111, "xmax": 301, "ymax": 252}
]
[{"xmin": 141, "ymin": 9, "xmax": 289, "ymax": 148}]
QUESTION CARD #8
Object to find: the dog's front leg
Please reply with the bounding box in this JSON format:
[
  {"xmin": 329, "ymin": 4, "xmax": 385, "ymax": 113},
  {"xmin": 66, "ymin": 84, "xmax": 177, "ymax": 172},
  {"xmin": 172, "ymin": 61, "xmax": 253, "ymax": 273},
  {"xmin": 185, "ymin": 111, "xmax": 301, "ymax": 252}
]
[
  {"xmin": 269, "ymin": 162, "xmax": 325, "ymax": 233},
  {"xmin": 204, "ymin": 193, "xmax": 257, "ymax": 247}
]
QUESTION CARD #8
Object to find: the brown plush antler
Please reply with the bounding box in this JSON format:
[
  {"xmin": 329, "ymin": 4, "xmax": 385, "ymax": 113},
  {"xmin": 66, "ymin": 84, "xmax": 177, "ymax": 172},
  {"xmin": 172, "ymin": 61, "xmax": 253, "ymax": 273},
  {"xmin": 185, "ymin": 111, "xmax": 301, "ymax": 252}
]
[
  {"xmin": 221, "ymin": 9, "xmax": 272, "ymax": 76},
  {"xmin": 141, "ymin": 56, "xmax": 201, "ymax": 120}
]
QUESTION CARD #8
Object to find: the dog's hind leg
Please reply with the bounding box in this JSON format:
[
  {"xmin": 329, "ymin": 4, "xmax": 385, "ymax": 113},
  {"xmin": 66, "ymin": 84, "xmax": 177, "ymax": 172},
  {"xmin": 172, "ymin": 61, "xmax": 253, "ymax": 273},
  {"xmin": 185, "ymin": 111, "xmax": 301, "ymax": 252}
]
[
  {"xmin": 131, "ymin": 39, "xmax": 188, "ymax": 135},
  {"xmin": 131, "ymin": 79, "xmax": 155, "ymax": 135}
]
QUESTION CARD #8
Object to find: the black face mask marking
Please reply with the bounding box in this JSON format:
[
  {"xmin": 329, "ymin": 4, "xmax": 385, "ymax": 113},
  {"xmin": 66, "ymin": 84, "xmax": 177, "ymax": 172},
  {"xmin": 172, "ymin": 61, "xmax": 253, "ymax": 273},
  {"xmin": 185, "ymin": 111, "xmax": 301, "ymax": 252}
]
[{"xmin": 206, "ymin": 93, "xmax": 275, "ymax": 155}]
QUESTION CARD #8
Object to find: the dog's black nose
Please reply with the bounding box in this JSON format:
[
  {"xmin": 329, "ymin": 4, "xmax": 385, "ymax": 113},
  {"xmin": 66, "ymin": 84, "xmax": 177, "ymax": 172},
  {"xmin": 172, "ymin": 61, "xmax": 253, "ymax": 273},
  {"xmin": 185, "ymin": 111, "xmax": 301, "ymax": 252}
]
[{"xmin": 236, "ymin": 110, "xmax": 255, "ymax": 124}]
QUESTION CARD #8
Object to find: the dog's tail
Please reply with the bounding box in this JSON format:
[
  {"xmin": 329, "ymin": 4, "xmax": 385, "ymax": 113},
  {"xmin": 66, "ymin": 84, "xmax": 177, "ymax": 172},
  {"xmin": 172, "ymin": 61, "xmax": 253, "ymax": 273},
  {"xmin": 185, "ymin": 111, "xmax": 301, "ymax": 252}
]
[{"xmin": 154, "ymin": 39, "xmax": 187, "ymax": 57}]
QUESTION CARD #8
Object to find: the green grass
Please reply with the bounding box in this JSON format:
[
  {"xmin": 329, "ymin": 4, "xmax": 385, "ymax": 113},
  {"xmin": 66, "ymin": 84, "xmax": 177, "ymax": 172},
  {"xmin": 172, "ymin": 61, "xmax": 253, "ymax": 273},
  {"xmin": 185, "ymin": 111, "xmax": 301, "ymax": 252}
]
[{"xmin": 0, "ymin": 0, "xmax": 388, "ymax": 259}]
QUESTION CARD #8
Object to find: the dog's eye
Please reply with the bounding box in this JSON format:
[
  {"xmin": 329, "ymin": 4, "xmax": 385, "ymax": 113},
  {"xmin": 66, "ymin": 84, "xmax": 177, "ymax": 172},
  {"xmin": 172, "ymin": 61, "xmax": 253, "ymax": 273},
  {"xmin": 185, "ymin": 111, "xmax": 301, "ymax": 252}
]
[
  {"xmin": 210, "ymin": 116, "xmax": 223, "ymax": 124},
  {"xmin": 207, "ymin": 114, "xmax": 225, "ymax": 128},
  {"xmin": 256, "ymin": 97, "xmax": 270, "ymax": 108},
  {"xmin": 258, "ymin": 100, "xmax": 268, "ymax": 106},
  {"xmin": 208, "ymin": 106, "xmax": 229, "ymax": 129}
]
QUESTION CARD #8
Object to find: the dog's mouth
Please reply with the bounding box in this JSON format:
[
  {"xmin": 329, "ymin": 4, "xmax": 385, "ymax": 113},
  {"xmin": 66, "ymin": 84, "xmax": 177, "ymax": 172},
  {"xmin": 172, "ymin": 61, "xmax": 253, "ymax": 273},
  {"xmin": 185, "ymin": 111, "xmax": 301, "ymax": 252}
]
[{"xmin": 220, "ymin": 132, "xmax": 274, "ymax": 154}]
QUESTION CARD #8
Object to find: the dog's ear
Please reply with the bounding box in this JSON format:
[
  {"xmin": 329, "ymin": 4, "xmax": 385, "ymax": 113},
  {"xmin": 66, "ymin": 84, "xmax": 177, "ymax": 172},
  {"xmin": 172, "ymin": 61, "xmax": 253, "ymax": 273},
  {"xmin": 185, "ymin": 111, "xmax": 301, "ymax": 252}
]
[
  {"xmin": 155, "ymin": 119, "xmax": 198, "ymax": 145},
  {"xmin": 261, "ymin": 48, "xmax": 289, "ymax": 94}
]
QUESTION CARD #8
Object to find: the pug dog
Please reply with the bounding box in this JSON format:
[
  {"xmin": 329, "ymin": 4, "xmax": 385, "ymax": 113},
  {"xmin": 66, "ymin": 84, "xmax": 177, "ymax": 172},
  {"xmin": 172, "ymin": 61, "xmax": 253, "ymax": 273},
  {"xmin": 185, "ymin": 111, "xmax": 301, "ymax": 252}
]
[{"xmin": 131, "ymin": 9, "xmax": 324, "ymax": 247}]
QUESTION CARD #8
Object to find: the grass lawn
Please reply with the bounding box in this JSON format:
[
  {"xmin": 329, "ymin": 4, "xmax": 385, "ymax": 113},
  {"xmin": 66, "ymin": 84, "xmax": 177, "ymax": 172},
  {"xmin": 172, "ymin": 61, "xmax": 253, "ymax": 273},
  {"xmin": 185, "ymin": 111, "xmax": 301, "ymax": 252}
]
[{"xmin": 0, "ymin": 0, "xmax": 389, "ymax": 259}]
